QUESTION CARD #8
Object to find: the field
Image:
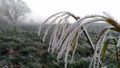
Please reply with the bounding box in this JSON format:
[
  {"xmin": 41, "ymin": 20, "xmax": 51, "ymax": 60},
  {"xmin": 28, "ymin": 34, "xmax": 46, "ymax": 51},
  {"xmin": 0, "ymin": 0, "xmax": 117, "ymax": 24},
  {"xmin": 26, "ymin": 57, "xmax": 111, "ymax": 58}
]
[{"xmin": 0, "ymin": 22, "xmax": 119, "ymax": 68}]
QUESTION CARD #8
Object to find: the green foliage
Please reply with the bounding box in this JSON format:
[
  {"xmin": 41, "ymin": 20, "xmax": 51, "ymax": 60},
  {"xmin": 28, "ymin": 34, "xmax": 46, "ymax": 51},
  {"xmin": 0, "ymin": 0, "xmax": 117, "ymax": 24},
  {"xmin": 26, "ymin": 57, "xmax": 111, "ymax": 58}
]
[
  {"xmin": 0, "ymin": 25, "xmax": 46, "ymax": 68},
  {"xmin": 0, "ymin": 24, "xmax": 93, "ymax": 68},
  {"xmin": 1, "ymin": 12, "xmax": 120, "ymax": 68}
]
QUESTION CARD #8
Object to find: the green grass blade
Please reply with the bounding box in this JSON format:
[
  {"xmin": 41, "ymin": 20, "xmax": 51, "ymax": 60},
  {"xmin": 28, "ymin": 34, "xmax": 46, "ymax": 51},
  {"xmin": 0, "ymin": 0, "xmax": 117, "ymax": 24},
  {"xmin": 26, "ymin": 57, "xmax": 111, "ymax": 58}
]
[
  {"xmin": 71, "ymin": 32, "xmax": 78, "ymax": 54},
  {"xmin": 101, "ymin": 40, "xmax": 109, "ymax": 60}
]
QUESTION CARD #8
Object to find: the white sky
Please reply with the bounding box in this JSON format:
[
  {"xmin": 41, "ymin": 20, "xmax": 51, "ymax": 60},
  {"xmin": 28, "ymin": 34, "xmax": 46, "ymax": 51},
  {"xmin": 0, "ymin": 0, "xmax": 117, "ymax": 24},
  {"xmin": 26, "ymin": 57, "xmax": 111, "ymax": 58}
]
[{"xmin": 23, "ymin": 0, "xmax": 120, "ymax": 22}]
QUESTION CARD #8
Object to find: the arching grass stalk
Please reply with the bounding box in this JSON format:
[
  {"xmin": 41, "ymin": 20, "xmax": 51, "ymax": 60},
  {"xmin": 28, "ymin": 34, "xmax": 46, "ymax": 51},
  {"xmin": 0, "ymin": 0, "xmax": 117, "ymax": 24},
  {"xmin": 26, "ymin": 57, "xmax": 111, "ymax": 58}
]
[
  {"xmin": 38, "ymin": 11, "xmax": 120, "ymax": 68},
  {"xmin": 89, "ymin": 31, "xmax": 120, "ymax": 68},
  {"xmin": 89, "ymin": 28, "xmax": 110, "ymax": 68},
  {"xmin": 89, "ymin": 13, "xmax": 120, "ymax": 68}
]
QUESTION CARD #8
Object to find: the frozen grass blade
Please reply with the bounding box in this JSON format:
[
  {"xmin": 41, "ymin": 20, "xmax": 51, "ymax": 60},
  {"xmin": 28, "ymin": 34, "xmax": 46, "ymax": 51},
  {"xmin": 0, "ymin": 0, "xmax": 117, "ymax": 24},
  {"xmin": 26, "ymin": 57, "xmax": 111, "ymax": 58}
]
[
  {"xmin": 101, "ymin": 36, "xmax": 117, "ymax": 60},
  {"xmin": 89, "ymin": 29, "xmax": 109, "ymax": 68},
  {"xmin": 38, "ymin": 11, "xmax": 120, "ymax": 68}
]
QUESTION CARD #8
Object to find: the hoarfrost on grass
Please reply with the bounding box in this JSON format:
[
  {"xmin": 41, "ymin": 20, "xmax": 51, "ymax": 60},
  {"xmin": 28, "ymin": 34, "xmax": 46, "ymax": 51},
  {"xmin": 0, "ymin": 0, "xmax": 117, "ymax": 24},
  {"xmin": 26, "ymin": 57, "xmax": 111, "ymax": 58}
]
[{"xmin": 38, "ymin": 11, "xmax": 120, "ymax": 68}]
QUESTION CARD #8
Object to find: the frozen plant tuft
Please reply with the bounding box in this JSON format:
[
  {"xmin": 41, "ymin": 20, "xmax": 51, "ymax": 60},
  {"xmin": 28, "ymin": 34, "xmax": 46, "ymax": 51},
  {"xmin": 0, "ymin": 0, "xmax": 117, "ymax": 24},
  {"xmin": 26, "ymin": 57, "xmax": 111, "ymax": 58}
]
[{"xmin": 38, "ymin": 11, "xmax": 120, "ymax": 68}]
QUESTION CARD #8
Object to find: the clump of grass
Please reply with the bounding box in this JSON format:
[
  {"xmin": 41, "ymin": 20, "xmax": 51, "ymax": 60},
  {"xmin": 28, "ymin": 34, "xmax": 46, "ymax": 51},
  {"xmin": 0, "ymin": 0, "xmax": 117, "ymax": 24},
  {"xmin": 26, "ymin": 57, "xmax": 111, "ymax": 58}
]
[{"xmin": 38, "ymin": 11, "xmax": 120, "ymax": 68}]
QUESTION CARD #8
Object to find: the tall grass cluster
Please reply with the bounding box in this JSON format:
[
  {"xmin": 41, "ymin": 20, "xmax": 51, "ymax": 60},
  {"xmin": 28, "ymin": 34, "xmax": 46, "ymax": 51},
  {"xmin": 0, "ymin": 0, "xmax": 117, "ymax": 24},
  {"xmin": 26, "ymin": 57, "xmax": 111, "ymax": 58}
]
[{"xmin": 38, "ymin": 12, "xmax": 120, "ymax": 68}]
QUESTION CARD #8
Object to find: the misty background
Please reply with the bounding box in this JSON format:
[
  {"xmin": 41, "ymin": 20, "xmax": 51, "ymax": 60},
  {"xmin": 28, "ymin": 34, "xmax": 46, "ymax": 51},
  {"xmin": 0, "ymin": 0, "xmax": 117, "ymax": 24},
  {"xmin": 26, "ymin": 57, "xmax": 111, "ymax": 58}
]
[
  {"xmin": 1, "ymin": 0, "xmax": 120, "ymax": 24},
  {"xmin": 23, "ymin": 0, "xmax": 120, "ymax": 23}
]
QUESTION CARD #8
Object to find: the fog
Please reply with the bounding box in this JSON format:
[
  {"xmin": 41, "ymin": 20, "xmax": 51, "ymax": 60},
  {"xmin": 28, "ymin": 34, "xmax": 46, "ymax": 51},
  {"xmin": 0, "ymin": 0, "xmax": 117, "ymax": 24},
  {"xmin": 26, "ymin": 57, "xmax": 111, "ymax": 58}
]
[{"xmin": 23, "ymin": 0, "xmax": 120, "ymax": 23}]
